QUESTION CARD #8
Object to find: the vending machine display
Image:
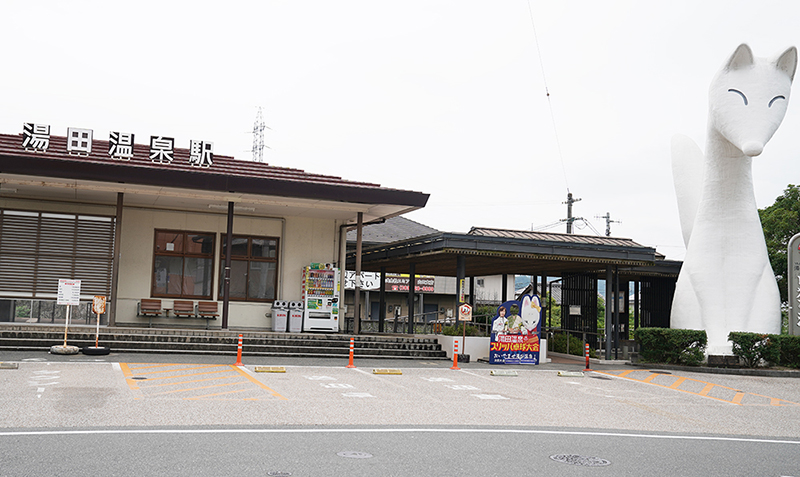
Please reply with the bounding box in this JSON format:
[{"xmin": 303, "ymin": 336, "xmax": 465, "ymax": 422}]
[{"xmin": 301, "ymin": 263, "xmax": 340, "ymax": 332}]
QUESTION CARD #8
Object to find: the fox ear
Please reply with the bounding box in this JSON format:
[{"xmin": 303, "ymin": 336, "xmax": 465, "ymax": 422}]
[
  {"xmin": 775, "ymin": 46, "xmax": 797, "ymax": 81},
  {"xmin": 726, "ymin": 44, "xmax": 754, "ymax": 71}
]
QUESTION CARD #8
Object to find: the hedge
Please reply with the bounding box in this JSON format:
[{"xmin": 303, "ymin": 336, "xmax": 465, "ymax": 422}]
[
  {"xmin": 729, "ymin": 332, "xmax": 800, "ymax": 369},
  {"xmin": 634, "ymin": 328, "xmax": 707, "ymax": 366}
]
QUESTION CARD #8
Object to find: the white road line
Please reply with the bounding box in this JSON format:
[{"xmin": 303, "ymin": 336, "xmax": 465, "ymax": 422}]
[{"xmin": 0, "ymin": 428, "xmax": 797, "ymax": 445}]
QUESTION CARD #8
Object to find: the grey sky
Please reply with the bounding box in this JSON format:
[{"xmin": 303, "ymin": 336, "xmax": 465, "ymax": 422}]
[{"xmin": 3, "ymin": 1, "xmax": 799, "ymax": 260}]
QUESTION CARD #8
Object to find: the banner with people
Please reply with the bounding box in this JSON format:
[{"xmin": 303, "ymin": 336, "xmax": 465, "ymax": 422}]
[{"xmin": 489, "ymin": 294, "xmax": 541, "ymax": 365}]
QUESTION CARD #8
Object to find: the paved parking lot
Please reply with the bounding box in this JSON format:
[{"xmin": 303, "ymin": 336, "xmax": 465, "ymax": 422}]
[{"xmin": 1, "ymin": 352, "xmax": 799, "ymax": 439}]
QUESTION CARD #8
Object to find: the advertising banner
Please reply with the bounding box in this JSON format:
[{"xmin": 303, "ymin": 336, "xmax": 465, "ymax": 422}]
[{"xmin": 489, "ymin": 294, "xmax": 541, "ymax": 365}]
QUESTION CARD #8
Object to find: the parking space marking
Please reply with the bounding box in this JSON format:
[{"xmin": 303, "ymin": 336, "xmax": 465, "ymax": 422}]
[
  {"xmin": 595, "ymin": 370, "xmax": 800, "ymax": 406},
  {"xmin": 119, "ymin": 363, "xmax": 287, "ymax": 401}
]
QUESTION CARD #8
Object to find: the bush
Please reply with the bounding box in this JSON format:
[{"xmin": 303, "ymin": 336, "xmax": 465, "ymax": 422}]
[
  {"xmin": 634, "ymin": 328, "xmax": 707, "ymax": 366},
  {"xmin": 549, "ymin": 333, "xmax": 596, "ymax": 358},
  {"xmin": 777, "ymin": 335, "xmax": 800, "ymax": 369},
  {"xmin": 728, "ymin": 332, "xmax": 780, "ymax": 368},
  {"xmin": 442, "ymin": 323, "xmax": 484, "ymax": 337}
]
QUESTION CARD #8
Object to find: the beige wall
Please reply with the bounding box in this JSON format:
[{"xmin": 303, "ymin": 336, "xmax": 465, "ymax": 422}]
[{"xmin": 1, "ymin": 197, "xmax": 343, "ymax": 330}]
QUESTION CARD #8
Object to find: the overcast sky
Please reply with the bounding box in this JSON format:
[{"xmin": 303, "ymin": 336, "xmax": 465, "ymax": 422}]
[{"xmin": 3, "ymin": 1, "xmax": 799, "ymax": 260}]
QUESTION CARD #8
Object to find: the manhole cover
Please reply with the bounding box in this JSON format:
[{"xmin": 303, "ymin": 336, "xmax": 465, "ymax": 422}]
[
  {"xmin": 550, "ymin": 454, "xmax": 611, "ymax": 467},
  {"xmin": 131, "ymin": 376, "xmax": 147, "ymax": 380},
  {"xmin": 337, "ymin": 451, "xmax": 373, "ymax": 459},
  {"xmin": 267, "ymin": 472, "xmax": 292, "ymax": 476}
]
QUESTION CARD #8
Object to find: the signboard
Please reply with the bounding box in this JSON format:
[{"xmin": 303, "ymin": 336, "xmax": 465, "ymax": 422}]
[
  {"xmin": 489, "ymin": 294, "xmax": 541, "ymax": 365},
  {"xmin": 343, "ymin": 271, "xmax": 435, "ymax": 292},
  {"xmin": 92, "ymin": 296, "xmax": 107, "ymax": 315},
  {"xmin": 788, "ymin": 233, "xmax": 800, "ymax": 336},
  {"xmin": 57, "ymin": 279, "xmax": 81, "ymax": 306},
  {"xmin": 458, "ymin": 303, "xmax": 472, "ymax": 322}
]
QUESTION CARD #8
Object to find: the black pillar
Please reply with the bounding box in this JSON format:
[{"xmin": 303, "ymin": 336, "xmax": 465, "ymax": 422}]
[
  {"xmin": 354, "ymin": 212, "xmax": 363, "ymax": 335},
  {"xmin": 501, "ymin": 274, "xmax": 508, "ymax": 302},
  {"xmin": 222, "ymin": 202, "xmax": 234, "ymax": 329},
  {"xmin": 379, "ymin": 266, "xmax": 386, "ymax": 333},
  {"xmin": 407, "ymin": 263, "xmax": 415, "ymax": 334},
  {"xmin": 108, "ymin": 192, "xmax": 123, "ymax": 327}
]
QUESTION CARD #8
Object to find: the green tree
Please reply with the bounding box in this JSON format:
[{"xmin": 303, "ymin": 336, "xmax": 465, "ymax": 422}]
[{"xmin": 758, "ymin": 184, "xmax": 800, "ymax": 304}]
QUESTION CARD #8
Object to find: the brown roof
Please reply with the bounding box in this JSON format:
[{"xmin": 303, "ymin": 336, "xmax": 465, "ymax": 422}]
[
  {"xmin": 0, "ymin": 132, "xmax": 429, "ymax": 208},
  {"xmin": 468, "ymin": 226, "xmax": 646, "ymax": 248}
]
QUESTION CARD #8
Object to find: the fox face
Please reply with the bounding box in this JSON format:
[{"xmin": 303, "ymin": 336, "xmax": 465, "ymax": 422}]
[{"xmin": 709, "ymin": 44, "xmax": 797, "ymax": 157}]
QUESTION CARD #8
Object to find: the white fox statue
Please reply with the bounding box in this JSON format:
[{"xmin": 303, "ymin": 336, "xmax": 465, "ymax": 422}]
[{"xmin": 671, "ymin": 44, "xmax": 797, "ymax": 355}]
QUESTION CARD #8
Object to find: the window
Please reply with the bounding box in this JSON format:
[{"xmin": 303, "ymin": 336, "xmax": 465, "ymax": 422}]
[
  {"xmin": 153, "ymin": 230, "xmax": 214, "ymax": 298},
  {"xmin": 220, "ymin": 235, "xmax": 278, "ymax": 302},
  {"xmin": 476, "ymin": 278, "xmax": 485, "ymax": 288}
]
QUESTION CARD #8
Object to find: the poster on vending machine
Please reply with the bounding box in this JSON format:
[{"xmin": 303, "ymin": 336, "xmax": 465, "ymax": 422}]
[{"xmin": 489, "ymin": 294, "xmax": 541, "ymax": 365}]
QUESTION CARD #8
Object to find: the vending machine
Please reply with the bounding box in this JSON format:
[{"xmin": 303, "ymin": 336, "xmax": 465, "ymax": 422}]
[{"xmin": 301, "ymin": 263, "xmax": 340, "ymax": 332}]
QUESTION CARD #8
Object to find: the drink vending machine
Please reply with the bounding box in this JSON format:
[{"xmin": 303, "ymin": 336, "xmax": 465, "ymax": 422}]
[{"xmin": 301, "ymin": 263, "xmax": 340, "ymax": 332}]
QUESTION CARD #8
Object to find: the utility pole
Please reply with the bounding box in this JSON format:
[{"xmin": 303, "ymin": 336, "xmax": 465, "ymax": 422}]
[
  {"xmin": 563, "ymin": 192, "xmax": 581, "ymax": 234},
  {"xmin": 596, "ymin": 212, "xmax": 621, "ymax": 237}
]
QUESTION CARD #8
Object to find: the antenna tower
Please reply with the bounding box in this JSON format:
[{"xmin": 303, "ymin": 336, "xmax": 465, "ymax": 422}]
[{"xmin": 252, "ymin": 107, "xmax": 266, "ymax": 162}]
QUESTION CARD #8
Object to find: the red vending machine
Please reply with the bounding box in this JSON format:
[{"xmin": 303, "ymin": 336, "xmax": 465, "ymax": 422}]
[{"xmin": 301, "ymin": 263, "xmax": 340, "ymax": 332}]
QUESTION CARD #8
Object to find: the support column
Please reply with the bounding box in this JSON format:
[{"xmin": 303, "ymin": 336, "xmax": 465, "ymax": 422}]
[
  {"xmin": 469, "ymin": 276, "xmax": 475, "ymax": 308},
  {"xmin": 379, "ymin": 266, "xmax": 386, "ymax": 333},
  {"xmin": 605, "ymin": 266, "xmax": 613, "ymax": 360},
  {"xmin": 407, "ymin": 263, "xmax": 415, "ymax": 335},
  {"xmin": 354, "ymin": 212, "xmax": 363, "ymax": 335},
  {"xmin": 501, "ymin": 274, "xmax": 508, "ymax": 302},
  {"xmin": 614, "ymin": 265, "xmax": 620, "ymax": 360},
  {"xmin": 456, "ymin": 255, "xmax": 466, "ymax": 310},
  {"xmin": 222, "ymin": 202, "xmax": 234, "ymax": 329},
  {"xmin": 634, "ymin": 280, "xmax": 640, "ymax": 330},
  {"xmin": 108, "ymin": 192, "xmax": 123, "ymax": 327}
]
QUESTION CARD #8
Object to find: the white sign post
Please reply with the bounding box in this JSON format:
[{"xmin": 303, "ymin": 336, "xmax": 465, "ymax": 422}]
[{"xmin": 52, "ymin": 279, "xmax": 81, "ymax": 354}]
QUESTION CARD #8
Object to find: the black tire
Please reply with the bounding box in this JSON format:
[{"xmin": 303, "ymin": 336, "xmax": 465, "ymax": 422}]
[{"xmin": 82, "ymin": 346, "xmax": 111, "ymax": 355}]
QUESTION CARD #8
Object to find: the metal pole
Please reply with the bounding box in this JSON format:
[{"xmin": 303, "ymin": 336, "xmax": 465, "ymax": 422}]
[
  {"xmin": 108, "ymin": 192, "xmax": 123, "ymax": 327},
  {"xmin": 222, "ymin": 202, "xmax": 234, "ymax": 329},
  {"xmin": 379, "ymin": 266, "xmax": 386, "ymax": 333},
  {"xmin": 354, "ymin": 212, "xmax": 363, "ymax": 335},
  {"xmin": 614, "ymin": 265, "xmax": 620, "ymax": 360},
  {"xmin": 407, "ymin": 262, "xmax": 415, "ymax": 335},
  {"xmin": 605, "ymin": 266, "xmax": 612, "ymax": 360}
]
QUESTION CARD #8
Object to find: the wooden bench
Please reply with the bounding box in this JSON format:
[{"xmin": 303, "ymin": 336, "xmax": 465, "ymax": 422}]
[
  {"xmin": 196, "ymin": 301, "xmax": 219, "ymax": 329},
  {"xmin": 138, "ymin": 299, "xmax": 164, "ymax": 327},
  {"xmin": 172, "ymin": 300, "xmax": 195, "ymax": 318}
]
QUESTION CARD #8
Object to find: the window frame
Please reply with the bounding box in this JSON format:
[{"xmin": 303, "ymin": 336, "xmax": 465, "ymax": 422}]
[
  {"xmin": 220, "ymin": 234, "xmax": 279, "ymax": 303},
  {"xmin": 152, "ymin": 229, "xmax": 215, "ymax": 299}
]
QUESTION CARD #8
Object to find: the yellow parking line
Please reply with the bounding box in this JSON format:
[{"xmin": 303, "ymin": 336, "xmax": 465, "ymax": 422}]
[
  {"xmin": 128, "ymin": 365, "xmax": 225, "ymax": 376},
  {"xmin": 595, "ymin": 370, "xmax": 800, "ymax": 406},
  {"xmin": 185, "ymin": 388, "xmax": 252, "ymax": 400},
  {"xmin": 145, "ymin": 380, "xmax": 245, "ymax": 396},
  {"xmin": 133, "ymin": 369, "xmax": 232, "ymax": 381},
  {"xmin": 139, "ymin": 374, "xmax": 240, "ymax": 388},
  {"xmin": 230, "ymin": 365, "xmax": 288, "ymax": 400},
  {"xmin": 669, "ymin": 377, "xmax": 687, "ymax": 389}
]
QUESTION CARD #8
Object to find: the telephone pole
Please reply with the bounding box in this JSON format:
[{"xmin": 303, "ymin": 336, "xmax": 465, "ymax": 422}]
[
  {"xmin": 596, "ymin": 212, "xmax": 621, "ymax": 237},
  {"xmin": 562, "ymin": 192, "xmax": 581, "ymax": 234}
]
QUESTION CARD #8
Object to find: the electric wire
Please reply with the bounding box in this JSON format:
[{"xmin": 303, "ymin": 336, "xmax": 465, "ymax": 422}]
[{"xmin": 526, "ymin": 0, "xmax": 569, "ymax": 193}]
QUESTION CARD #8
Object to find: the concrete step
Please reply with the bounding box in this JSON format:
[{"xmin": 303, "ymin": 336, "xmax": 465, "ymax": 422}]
[{"xmin": 0, "ymin": 325, "xmax": 448, "ymax": 359}]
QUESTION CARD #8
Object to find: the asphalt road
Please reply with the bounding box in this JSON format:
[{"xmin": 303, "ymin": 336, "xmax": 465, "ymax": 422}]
[{"xmin": 1, "ymin": 350, "xmax": 799, "ymax": 476}]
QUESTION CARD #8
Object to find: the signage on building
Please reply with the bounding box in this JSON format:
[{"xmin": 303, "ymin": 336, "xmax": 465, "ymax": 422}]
[
  {"xmin": 21, "ymin": 123, "xmax": 214, "ymax": 168},
  {"xmin": 344, "ymin": 271, "xmax": 435, "ymax": 292},
  {"xmin": 788, "ymin": 233, "xmax": 800, "ymax": 335}
]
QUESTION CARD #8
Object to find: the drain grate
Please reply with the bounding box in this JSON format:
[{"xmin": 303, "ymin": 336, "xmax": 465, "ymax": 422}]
[
  {"xmin": 131, "ymin": 376, "xmax": 147, "ymax": 380},
  {"xmin": 337, "ymin": 451, "xmax": 373, "ymax": 459},
  {"xmin": 550, "ymin": 454, "xmax": 611, "ymax": 467}
]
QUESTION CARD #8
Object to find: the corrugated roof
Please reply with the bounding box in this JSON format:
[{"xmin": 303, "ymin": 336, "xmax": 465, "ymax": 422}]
[
  {"xmin": 347, "ymin": 216, "xmax": 439, "ymax": 244},
  {"xmin": 467, "ymin": 226, "xmax": 647, "ymax": 248}
]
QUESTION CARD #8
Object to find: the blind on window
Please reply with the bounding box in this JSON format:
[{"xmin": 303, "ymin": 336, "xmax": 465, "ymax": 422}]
[{"xmin": 0, "ymin": 210, "xmax": 115, "ymax": 298}]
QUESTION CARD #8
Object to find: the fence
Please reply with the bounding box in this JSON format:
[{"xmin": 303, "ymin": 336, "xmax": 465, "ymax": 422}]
[
  {"xmin": 0, "ymin": 298, "xmax": 107, "ymax": 326},
  {"xmin": 344, "ymin": 312, "xmax": 493, "ymax": 336}
]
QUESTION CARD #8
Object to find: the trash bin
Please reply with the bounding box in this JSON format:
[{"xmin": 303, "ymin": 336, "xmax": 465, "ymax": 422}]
[
  {"xmin": 288, "ymin": 301, "xmax": 304, "ymax": 333},
  {"xmin": 271, "ymin": 300, "xmax": 288, "ymax": 332}
]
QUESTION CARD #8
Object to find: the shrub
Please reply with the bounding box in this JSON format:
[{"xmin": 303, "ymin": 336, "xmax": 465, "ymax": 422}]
[
  {"xmin": 777, "ymin": 335, "xmax": 800, "ymax": 369},
  {"xmin": 549, "ymin": 333, "xmax": 596, "ymax": 358},
  {"xmin": 634, "ymin": 328, "xmax": 706, "ymax": 366},
  {"xmin": 728, "ymin": 332, "xmax": 780, "ymax": 368},
  {"xmin": 442, "ymin": 323, "xmax": 484, "ymax": 337}
]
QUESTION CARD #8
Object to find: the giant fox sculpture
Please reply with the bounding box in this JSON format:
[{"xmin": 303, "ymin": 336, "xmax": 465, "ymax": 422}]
[{"xmin": 671, "ymin": 44, "xmax": 797, "ymax": 355}]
